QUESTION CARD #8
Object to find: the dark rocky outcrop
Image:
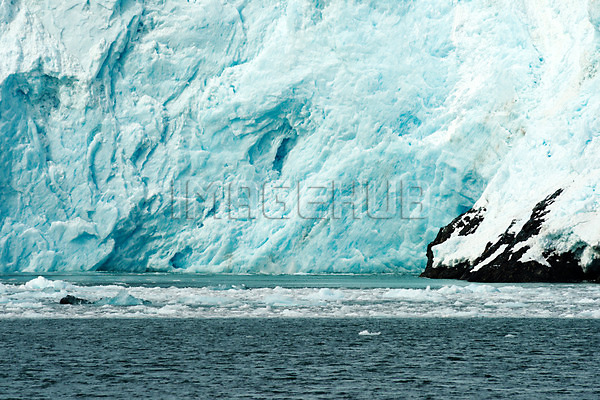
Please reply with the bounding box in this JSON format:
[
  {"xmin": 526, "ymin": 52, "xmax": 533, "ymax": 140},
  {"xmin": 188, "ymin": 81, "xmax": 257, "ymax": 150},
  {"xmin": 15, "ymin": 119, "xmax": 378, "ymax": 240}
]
[
  {"xmin": 421, "ymin": 189, "xmax": 600, "ymax": 282},
  {"xmin": 59, "ymin": 295, "xmax": 91, "ymax": 305},
  {"xmin": 424, "ymin": 207, "xmax": 486, "ymax": 272}
]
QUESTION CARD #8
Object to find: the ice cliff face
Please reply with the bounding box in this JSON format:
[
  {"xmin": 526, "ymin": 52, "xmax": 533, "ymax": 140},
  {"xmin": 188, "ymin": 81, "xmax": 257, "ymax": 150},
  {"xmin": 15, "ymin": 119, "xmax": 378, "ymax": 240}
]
[{"xmin": 0, "ymin": 0, "xmax": 598, "ymax": 274}]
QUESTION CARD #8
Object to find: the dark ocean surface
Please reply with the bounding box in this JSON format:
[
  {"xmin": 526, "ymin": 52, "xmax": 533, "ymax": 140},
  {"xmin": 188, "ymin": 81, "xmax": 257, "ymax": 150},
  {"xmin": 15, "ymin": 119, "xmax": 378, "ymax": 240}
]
[{"xmin": 1, "ymin": 318, "xmax": 598, "ymax": 399}]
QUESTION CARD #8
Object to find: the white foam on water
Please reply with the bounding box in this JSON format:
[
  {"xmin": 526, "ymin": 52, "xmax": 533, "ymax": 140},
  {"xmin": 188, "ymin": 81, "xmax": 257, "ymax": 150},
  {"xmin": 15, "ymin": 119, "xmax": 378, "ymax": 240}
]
[{"xmin": 0, "ymin": 277, "xmax": 599, "ymax": 319}]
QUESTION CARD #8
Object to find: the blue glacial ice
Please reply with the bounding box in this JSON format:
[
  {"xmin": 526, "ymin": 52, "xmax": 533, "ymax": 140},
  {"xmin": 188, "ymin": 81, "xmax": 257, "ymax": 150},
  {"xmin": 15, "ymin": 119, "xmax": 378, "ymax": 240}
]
[{"xmin": 0, "ymin": 0, "xmax": 599, "ymax": 273}]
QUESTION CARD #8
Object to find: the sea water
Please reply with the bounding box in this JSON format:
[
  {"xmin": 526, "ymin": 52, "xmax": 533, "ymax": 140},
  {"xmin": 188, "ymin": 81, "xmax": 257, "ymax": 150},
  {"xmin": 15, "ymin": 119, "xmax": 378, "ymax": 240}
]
[{"xmin": 0, "ymin": 274, "xmax": 599, "ymax": 399}]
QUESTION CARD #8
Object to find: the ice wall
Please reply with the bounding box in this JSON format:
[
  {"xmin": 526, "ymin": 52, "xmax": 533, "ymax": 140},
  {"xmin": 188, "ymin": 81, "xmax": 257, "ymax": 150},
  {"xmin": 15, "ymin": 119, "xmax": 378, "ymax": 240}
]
[{"xmin": 0, "ymin": 0, "xmax": 589, "ymax": 273}]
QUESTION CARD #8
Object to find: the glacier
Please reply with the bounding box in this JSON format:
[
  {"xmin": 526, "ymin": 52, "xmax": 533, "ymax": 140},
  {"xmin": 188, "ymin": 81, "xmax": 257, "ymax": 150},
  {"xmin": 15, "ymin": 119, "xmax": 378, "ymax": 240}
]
[{"xmin": 0, "ymin": 0, "xmax": 599, "ymax": 274}]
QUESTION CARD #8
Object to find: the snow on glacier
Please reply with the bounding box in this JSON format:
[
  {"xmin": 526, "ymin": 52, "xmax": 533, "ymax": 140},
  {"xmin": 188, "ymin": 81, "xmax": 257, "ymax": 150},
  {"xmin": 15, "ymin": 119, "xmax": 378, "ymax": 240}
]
[
  {"xmin": 0, "ymin": 0, "xmax": 594, "ymax": 273},
  {"xmin": 431, "ymin": 1, "xmax": 600, "ymax": 273}
]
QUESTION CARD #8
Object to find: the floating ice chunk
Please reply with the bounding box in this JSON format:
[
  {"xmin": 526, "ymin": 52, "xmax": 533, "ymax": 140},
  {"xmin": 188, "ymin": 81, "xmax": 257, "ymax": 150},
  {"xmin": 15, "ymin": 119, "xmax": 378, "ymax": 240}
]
[
  {"xmin": 24, "ymin": 276, "xmax": 71, "ymax": 291},
  {"xmin": 437, "ymin": 284, "xmax": 499, "ymax": 295},
  {"xmin": 464, "ymin": 284, "xmax": 500, "ymax": 294},
  {"xmin": 97, "ymin": 291, "xmax": 147, "ymax": 306},
  {"xmin": 188, "ymin": 295, "xmax": 233, "ymax": 306},
  {"xmin": 437, "ymin": 285, "xmax": 466, "ymax": 295},
  {"xmin": 263, "ymin": 294, "xmax": 297, "ymax": 306},
  {"xmin": 358, "ymin": 330, "xmax": 381, "ymax": 336},
  {"xmin": 305, "ymin": 288, "xmax": 345, "ymax": 302},
  {"xmin": 383, "ymin": 288, "xmax": 443, "ymax": 302},
  {"xmin": 209, "ymin": 284, "xmax": 247, "ymax": 291}
]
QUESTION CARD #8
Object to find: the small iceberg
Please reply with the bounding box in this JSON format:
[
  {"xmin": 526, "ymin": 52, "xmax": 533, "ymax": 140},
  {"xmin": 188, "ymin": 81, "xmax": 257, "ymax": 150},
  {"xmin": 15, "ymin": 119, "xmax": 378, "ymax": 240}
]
[
  {"xmin": 25, "ymin": 276, "xmax": 71, "ymax": 291},
  {"xmin": 358, "ymin": 330, "xmax": 381, "ymax": 336},
  {"xmin": 96, "ymin": 291, "xmax": 150, "ymax": 306}
]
